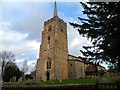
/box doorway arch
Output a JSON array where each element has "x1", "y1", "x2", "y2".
[{"x1": 46, "y1": 71, "x2": 50, "y2": 80}]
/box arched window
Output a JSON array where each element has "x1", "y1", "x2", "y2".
[
  {"x1": 46, "y1": 57, "x2": 51, "y2": 69},
  {"x1": 47, "y1": 36, "x2": 50, "y2": 49}
]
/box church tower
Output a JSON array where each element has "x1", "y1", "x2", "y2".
[{"x1": 36, "y1": 2, "x2": 68, "y2": 80}]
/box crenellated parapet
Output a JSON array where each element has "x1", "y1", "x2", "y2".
[{"x1": 44, "y1": 16, "x2": 67, "y2": 27}]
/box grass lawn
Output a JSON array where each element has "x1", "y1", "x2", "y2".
[
  {"x1": 108, "y1": 76, "x2": 120, "y2": 83},
  {"x1": 15, "y1": 78, "x2": 98, "y2": 86},
  {"x1": 12, "y1": 76, "x2": 120, "y2": 86}
]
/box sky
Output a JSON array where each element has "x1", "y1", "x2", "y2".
[{"x1": 0, "y1": 0, "x2": 96, "y2": 73}]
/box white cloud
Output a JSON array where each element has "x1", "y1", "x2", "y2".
[
  {"x1": 66, "y1": 19, "x2": 92, "y2": 56},
  {"x1": 15, "y1": 59, "x2": 24, "y2": 71},
  {"x1": 68, "y1": 34, "x2": 92, "y2": 56},
  {"x1": 0, "y1": 22, "x2": 40, "y2": 55},
  {"x1": 15, "y1": 59, "x2": 24, "y2": 63},
  {"x1": 2, "y1": 2, "x2": 53, "y2": 41},
  {"x1": 27, "y1": 41, "x2": 40, "y2": 50},
  {"x1": 70, "y1": 38, "x2": 80, "y2": 48},
  {"x1": 0, "y1": 22, "x2": 39, "y2": 73},
  {"x1": 15, "y1": 59, "x2": 36, "y2": 74},
  {"x1": 27, "y1": 60, "x2": 36, "y2": 73}
]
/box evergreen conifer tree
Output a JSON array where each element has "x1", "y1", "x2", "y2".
[{"x1": 70, "y1": 2, "x2": 120, "y2": 70}]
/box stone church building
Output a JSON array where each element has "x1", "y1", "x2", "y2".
[{"x1": 36, "y1": 2, "x2": 105, "y2": 81}]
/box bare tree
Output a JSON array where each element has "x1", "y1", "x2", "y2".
[
  {"x1": 0, "y1": 51, "x2": 16, "y2": 81},
  {"x1": 20, "y1": 60, "x2": 28, "y2": 81},
  {"x1": 21, "y1": 60, "x2": 28, "y2": 74}
]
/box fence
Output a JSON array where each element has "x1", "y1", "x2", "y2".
[
  {"x1": 2, "y1": 83, "x2": 120, "y2": 90},
  {"x1": 97, "y1": 83, "x2": 120, "y2": 90}
]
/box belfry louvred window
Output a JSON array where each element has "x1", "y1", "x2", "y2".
[
  {"x1": 47, "y1": 36, "x2": 50, "y2": 49},
  {"x1": 48, "y1": 25, "x2": 52, "y2": 32}
]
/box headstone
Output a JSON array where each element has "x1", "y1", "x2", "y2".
[{"x1": 99, "y1": 78, "x2": 110, "y2": 83}]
